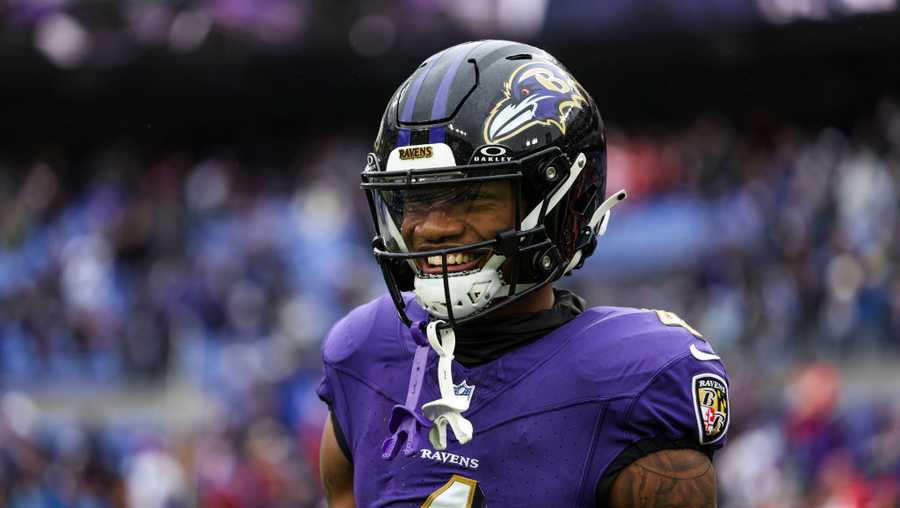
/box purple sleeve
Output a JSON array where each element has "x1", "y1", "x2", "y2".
[
  {"x1": 316, "y1": 313, "x2": 358, "y2": 433},
  {"x1": 317, "y1": 359, "x2": 356, "y2": 462},
  {"x1": 317, "y1": 365, "x2": 355, "y2": 461},
  {"x1": 317, "y1": 372, "x2": 334, "y2": 405},
  {"x1": 596, "y1": 353, "x2": 730, "y2": 503},
  {"x1": 316, "y1": 328, "x2": 340, "y2": 408},
  {"x1": 626, "y1": 353, "x2": 730, "y2": 450},
  {"x1": 316, "y1": 318, "x2": 351, "y2": 457}
]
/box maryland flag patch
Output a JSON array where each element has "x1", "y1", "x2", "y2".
[{"x1": 692, "y1": 373, "x2": 729, "y2": 444}]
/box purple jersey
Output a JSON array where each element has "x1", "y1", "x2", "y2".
[{"x1": 318, "y1": 294, "x2": 730, "y2": 507}]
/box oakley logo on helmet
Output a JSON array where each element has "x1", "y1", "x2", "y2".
[
  {"x1": 470, "y1": 145, "x2": 513, "y2": 163},
  {"x1": 483, "y1": 61, "x2": 587, "y2": 144}
]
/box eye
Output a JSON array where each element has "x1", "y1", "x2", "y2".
[{"x1": 521, "y1": 88, "x2": 530, "y2": 96}]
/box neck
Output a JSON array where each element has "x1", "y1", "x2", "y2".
[{"x1": 488, "y1": 284, "x2": 555, "y2": 318}]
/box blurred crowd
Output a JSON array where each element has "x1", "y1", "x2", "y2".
[
  {"x1": 0, "y1": 137, "x2": 377, "y2": 507},
  {"x1": 1, "y1": 98, "x2": 900, "y2": 507},
  {"x1": 583, "y1": 100, "x2": 900, "y2": 359}
]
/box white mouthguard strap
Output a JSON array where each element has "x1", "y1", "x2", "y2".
[
  {"x1": 563, "y1": 189, "x2": 628, "y2": 274},
  {"x1": 589, "y1": 189, "x2": 628, "y2": 235},
  {"x1": 421, "y1": 321, "x2": 474, "y2": 449}
]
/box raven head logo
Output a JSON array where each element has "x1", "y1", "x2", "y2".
[{"x1": 483, "y1": 62, "x2": 587, "y2": 144}]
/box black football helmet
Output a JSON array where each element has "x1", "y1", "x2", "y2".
[{"x1": 361, "y1": 40, "x2": 626, "y2": 327}]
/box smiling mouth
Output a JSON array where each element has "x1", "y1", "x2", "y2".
[{"x1": 416, "y1": 250, "x2": 490, "y2": 276}]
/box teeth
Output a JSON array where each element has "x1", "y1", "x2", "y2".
[{"x1": 426, "y1": 253, "x2": 477, "y2": 267}]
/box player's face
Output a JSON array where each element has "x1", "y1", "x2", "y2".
[{"x1": 400, "y1": 181, "x2": 515, "y2": 275}]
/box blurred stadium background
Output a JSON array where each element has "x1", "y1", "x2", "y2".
[{"x1": 2, "y1": 0, "x2": 900, "y2": 506}]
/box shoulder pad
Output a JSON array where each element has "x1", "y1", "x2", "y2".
[
  {"x1": 322, "y1": 294, "x2": 397, "y2": 364},
  {"x1": 580, "y1": 306, "x2": 704, "y2": 344},
  {"x1": 564, "y1": 306, "x2": 718, "y2": 390}
]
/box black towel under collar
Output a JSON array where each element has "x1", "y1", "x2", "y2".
[{"x1": 452, "y1": 289, "x2": 586, "y2": 366}]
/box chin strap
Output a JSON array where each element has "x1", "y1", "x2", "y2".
[{"x1": 421, "y1": 321, "x2": 474, "y2": 450}]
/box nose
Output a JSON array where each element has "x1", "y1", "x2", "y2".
[{"x1": 412, "y1": 208, "x2": 465, "y2": 247}]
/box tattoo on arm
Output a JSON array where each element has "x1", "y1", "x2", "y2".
[{"x1": 607, "y1": 449, "x2": 716, "y2": 508}]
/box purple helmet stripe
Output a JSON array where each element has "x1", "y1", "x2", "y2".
[
  {"x1": 396, "y1": 51, "x2": 442, "y2": 148},
  {"x1": 430, "y1": 44, "x2": 471, "y2": 120},
  {"x1": 397, "y1": 129, "x2": 411, "y2": 147},
  {"x1": 427, "y1": 44, "x2": 473, "y2": 144},
  {"x1": 427, "y1": 126, "x2": 445, "y2": 144}
]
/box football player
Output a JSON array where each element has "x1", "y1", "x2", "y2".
[{"x1": 318, "y1": 40, "x2": 729, "y2": 507}]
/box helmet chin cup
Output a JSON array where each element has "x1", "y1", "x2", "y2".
[{"x1": 413, "y1": 256, "x2": 506, "y2": 321}]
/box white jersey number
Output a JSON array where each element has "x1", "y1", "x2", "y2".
[{"x1": 421, "y1": 475, "x2": 482, "y2": 508}]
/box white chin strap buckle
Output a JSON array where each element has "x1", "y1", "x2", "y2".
[
  {"x1": 590, "y1": 189, "x2": 628, "y2": 236},
  {"x1": 421, "y1": 321, "x2": 474, "y2": 449}
]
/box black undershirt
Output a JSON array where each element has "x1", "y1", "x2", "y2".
[{"x1": 452, "y1": 288, "x2": 586, "y2": 366}]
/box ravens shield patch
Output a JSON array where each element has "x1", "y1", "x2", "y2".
[{"x1": 692, "y1": 373, "x2": 729, "y2": 444}]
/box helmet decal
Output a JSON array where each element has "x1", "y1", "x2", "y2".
[
  {"x1": 483, "y1": 61, "x2": 587, "y2": 144},
  {"x1": 386, "y1": 143, "x2": 456, "y2": 171}
]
